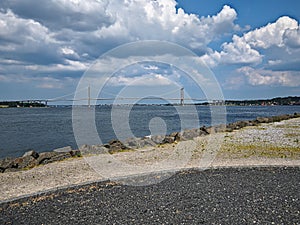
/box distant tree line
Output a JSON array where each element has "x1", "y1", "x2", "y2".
[
  {"x1": 197, "y1": 96, "x2": 300, "y2": 106},
  {"x1": 223, "y1": 96, "x2": 300, "y2": 106},
  {"x1": 0, "y1": 101, "x2": 46, "y2": 108},
  {"x1": 1, "y1": 96, "x2": 299, "y2": 107}
]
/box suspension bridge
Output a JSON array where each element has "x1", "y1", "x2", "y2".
[{"x1": 4, "y1": 86, "x2": 224, "y2": 107}]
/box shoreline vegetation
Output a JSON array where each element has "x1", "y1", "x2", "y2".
[
  {"x1": 0, "y1": 96, "x2": 300, "y2": 107},
  {"x1": 0, "y1": 101, "x2": 46, "y2": 108},
  {"x1": 0, "y1": 113, "x2": 299, "y2": 173}
]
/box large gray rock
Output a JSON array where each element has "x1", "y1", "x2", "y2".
[
  {"x1": 79, "y1": 144, "x2": 90, "y2": 151},
  {"x1": 226, "y1": 121, "x2": 252, "y2": 131},
  {"x1": 212, "y1": 124, "x2": 227, "y2": 133},
  {"x1": 180, "y1": 128, "x2": 200, "y2": 140},
  {"x1": 79, "y1": 144, "x2": 108, "y2": 155},
  {"x1": 70, "y1": 150, "x2": 81, "y2": 157},
  {"x1": 170, "y1": 132, "x2": 180, "y2": 142},
  {"x1": 225, "y1": 124, "x2": 235, "y2": 132},
  {"x1": 1, "y1": 148, "x2": 82, "y2": 173},
  {"x1": 162, "y1": 136, "x2": 175, "y2": 144},
  {"x1": 22, "y1": 150, "x2": 39, "y2": 159},
  {"x1": 12, "y1": 155, "x2": 38, "y2": 169},
  {"x1": 53, "y1": 146, "x2": 73, "y2": 153},
  {"x1": 256, "y1": 117, "x2": 270, "y2": 123},
  {"x1": 104, "y1": 140, "x2": 129, "y2": 154},
  {"x1": 3, "y1": 168, "x2": 20, "y2": 173},
  {"x1": 151, "y1": 135, "x2": 165, "y2": 144},
  {"x1": 0, "y1": 157, "x2": 15, "y2": 172},
  {"x1": 37, "y1": 152, "x2": 72, "y2": 165},
  {"x1": 140, "y1": 137, "x2": 156, "y2": 147},
  {"x1": 199, "y1": 126, "x2": 209, "y2": 135},
  {"x1": 123, "y1": 137, "x2": 156, "y2": 149},
  {"x1": 270, "y1": 114, "x2": 290, "y2": 122},
  {"x1": 205, "y1": 125, "x2": 226, "y2": 134},
  {"x1": 0, "y1": 155, "x2": 38, "y2": 172},
  {"x1": 123, "y1": 138, "x2": 141, "y2": 149}
]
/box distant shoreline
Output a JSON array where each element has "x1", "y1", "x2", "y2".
[
  {"x1": 1, "y1": 103, "x2": 300, "y2": 108},
  {"x1": 1, "y1": 96, "x2": 300, "y2": 107},
  {"x1": 0, "y1": 101, "x2": 46, "y2": 108}
]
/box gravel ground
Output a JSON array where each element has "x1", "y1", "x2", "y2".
[
  {"x1": 233, "y1": 122, "x2": 300, "y2": 148},
  {"x1": 222, "y1": 117, "x2": 300, "y2": 152},
  {"x1": 0, "y1": 167, "x2": 299, "y2": 225}
]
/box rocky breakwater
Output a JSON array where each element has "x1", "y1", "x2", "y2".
[
  {"x1": 225, "y1": 113, "x2": 300, "y2": 132},
  {"x1": 0, "y1": 148, "x2": 81, "y2": 173},
  {"x1": 1, "y1": 113, "x2": 299, "y2": 173},
  {"x1": 80, "y1": 113, "x2": 300, "y2": 153}
]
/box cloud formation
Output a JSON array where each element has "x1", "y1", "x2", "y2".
[
  {"x1": 202, "y1": 16, "x2": 300, "y2": 70},
  {"x1": 0, "y1": 0, "x2": 239, "y2": 61},
  {"x1": 0, "y1": 73, "x2": 75, "y2": 89},
  {"x1": 108, "y1": 73, "x2": 174, "y2": 86},
  {"x1": 0, "y1": 0, "x2": 299, "y2": 99},
  {"x1": 283, "y1": 28, "x2": 300, "y2": 48},
  {"x1": 238, "y1": 66, "x2": 300, "y2": 87},
  {"x1": 0, "y1": 0, "x2": 243, "y2": 90}
]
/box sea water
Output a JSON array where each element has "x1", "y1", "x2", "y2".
[{"x1": 0, "y1": 105, "x2": 299, "y2": 158}]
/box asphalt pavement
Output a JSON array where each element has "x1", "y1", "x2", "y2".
[{"x1": 0, "y1": 166, "x2": 299, "y2": 224}]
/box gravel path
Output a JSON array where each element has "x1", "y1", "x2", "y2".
[
  {"x1": 1, "y1": 167, "x2": 299, "y2": 224},
  {"x1": 219, "y1": 117, "x2": 300, "y2": 159}
]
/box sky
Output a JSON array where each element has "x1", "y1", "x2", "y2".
[{"x1": 0, "y1": 0, "x2": 299, "y2": 103}]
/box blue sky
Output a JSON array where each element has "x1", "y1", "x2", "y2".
[
  {"x1": 0, "y1": 0, "x2": 299, "y2": 103},
  {"x1": 177, "y1": 0, "x2": 300, "y2": 28}
]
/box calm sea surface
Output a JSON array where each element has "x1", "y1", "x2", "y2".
[{"x1": 0, "y1": 105, "x2": 299, "y2": 158}]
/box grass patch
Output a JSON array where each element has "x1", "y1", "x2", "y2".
[
  {"x1": 274, "y1": 124, "x2": 300, "y2": 129},
  {"x1": 253, "y1": 126, "x2": 267, "y2": 130},
  {"x1": 221, "y1": 143, "x2": 300, "y2": 159},
  {"x1": 109, "y1": 148, "x2": 135, "y2": 154},
  {"x1": 285, "y1": 133, "x2": 300, "y2": 138}
]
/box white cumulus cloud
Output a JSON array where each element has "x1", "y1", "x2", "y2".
[
  {"x1": 0, "y1": 0, "x2": 242, "y2": 85},
  {"x1": 243, "y1": 16, "x2": 298, "y2": 49},
  {"x1": 202, "y1": 16, "x2": 300, "y2": 69},
  {"x1": 283, "y1": 28, "x2": 300, "y2": 48},
  {"x1": 108, "y1": 73, "x2": 174, "y2": 86},
  {"x1": 238, "y1": 66, "x2": 300, "y2": 87}
]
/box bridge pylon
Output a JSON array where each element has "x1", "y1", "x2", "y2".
[
  {"x1": 180, "y1": 87, "x2": 184, "y2": 106},
  {"x1": 88, "y1": 85, "x2": 91, "y2": 107}
]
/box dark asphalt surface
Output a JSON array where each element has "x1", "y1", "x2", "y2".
[{"x1": 0, "y1": 167, "x2": 299, "y2": 225}]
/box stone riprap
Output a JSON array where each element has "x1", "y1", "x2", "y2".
[
  {"x1": 0, "y1": 150, "x2": 81, "y2": 173},
  {"x1": 0, "y1": 113, "x2": 299, "y2": 173}
]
